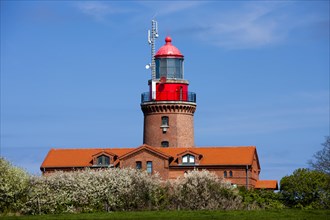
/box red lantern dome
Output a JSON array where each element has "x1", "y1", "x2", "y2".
[{"x1": 155, "y1": 36, "x2": 184, "y2": 58}]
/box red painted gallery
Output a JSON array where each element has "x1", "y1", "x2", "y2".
[{"x1": 41, "y1": 21, "x2": 278, "y2": 190}]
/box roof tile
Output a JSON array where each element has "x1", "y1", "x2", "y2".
[
  {"x1": 41, "y1": 146, "x2": 257, "y2": 168},
  {"x1": 255, "y1": 180, "x2": 278, "y2": 190}
]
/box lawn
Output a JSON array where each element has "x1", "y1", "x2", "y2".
[{"x1": 1, "y1": 210, "x2": 329, "y2": 220}]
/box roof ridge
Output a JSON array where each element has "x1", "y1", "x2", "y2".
[
  {"x1": 50, "y1": 147, "x2": 135, "y2": 150},
  {"x1": 196, "y1": 146, "x2": 256, "y2": 148},
  {"x1": 155, "y1": 146, "x2": 256, "y2": 149}
]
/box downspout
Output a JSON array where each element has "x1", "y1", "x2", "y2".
[{"x1": 246, "y1": 165, "x2": 249, "y2": 189}]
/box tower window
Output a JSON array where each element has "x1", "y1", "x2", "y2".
[
  {"x1": 97, "y1": 155, "x2": 110, "y2": 166},
  {"x1": 161, "y1": 141, "x2": 169, "y2": 147},
  {"x1": 136, "y1": 161, "x2": 142, "y2": 170},
  {"x1": 147, "y1": 161, "x2": 153, "y2": 174},
  {"x1": 161, "y1": 116, "x2": 169, "y2": 133},
  {"x1": 182, "y1": 154, "x2": 195, "y2": 164},
  {"x1": 161, "y1": 116, "x2": 169, "y2": 126},
  {"x1": 224, "y1": 171, "x2": 227, "y2": 178}
]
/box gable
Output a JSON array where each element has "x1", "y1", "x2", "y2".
[
  {"x1": 252, "y1": 150, "x2": 261, "y2": 171},
  {"x1": 119, "y1": 145, "x2": 170, "y2": 161},
  {"x1": 92, "y1": 151, "x2": 116, "y2": 158},
  {"x1": 176, "y1": 149, "x2": 202, "y2": 158}
]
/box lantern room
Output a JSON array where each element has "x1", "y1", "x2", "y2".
[
  {"x1": 141, "y1": 36, "x2": 196, "y2": 103},
  {"x1": 155, "y1": 36, "x2": 184, "y2": 80}
]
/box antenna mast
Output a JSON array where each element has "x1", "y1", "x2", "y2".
[{"x1": 148, "y1": 20, "x2": 159, "y2": 80}]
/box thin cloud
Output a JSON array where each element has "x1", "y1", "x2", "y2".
[
  {"x1": 137, "y1": 1, "x2": 204, "y2": 17},
  {"x1": 75, "y1": 1, "x2": 132, "y2": 21},
  {"x1": 138, "y1": 1, "x2": 289, "y2": 49},
  {"x1": 194, "y1": 2, "x2": 288, "y2": 49},
  {"x1": 155, "y1": 1, "x2": 204, "y2": 16},
  {"x1": 201, "y1": 2, "x2": 327, "y2": 49}
]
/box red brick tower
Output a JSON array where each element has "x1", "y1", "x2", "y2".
[{"x1": 141, "y1": 35, "x2": 197, "y2": 148}]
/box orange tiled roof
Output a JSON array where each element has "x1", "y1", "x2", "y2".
[
  {"x1": 155, "y1": 146, "x2": 258, "y2": 166},
  {"x1": 41, "y1": 148, "x2": 133, "y2": 168},
  {"x1": 255, "y1": 180, "x2": 278, "y2": 190},
  {"x1": 41, "y1": 145, "x2": 258, "y2": 169}
]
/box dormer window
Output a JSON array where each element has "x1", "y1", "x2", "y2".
[
  {"x1": 97, "y1": 155, "x2": 110, "y2": 166},
  {"x1": 182, "y1": 154, "x2": 195, "y2": 164}
]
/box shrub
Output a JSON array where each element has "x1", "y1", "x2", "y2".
[
  {"x1": 239, "y1": 187, "x2": 285, "y2": 210},
  {"x1": 170, "y1": 169, "x2": 242, "y2": 210},
  {"x1": 23, "y1": 168, "x2": 164, "y2": 214},
  {"x1": 0, "y1": 157, "x2": 29, "y2": 213}
]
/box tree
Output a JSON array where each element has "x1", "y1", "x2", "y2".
[
  {"x1": 280, "y1": 168, "x2": 330, "y2": 209},
  {"x1": 239, "y1": 187, "x2": 284, "y2": 210},
  {"x1": 309, "y1": 136, "x2": 330, "y2": 175}
]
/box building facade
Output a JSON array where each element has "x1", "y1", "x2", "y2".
[{"x1": 40, "y1": 34, "x2": 278, "y2": 190}]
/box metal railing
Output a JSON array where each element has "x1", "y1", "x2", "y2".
[{"x1": 141, "y1": 91, "x2": 196, "y2": 103}]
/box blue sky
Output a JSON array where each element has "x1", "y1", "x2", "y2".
[{"x1": 1, "y1": 1, "x2": 329, "y2": 182}]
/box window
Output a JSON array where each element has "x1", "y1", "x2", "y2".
[
  {"x1": 147, "y1": 161, "x2": 152, "y2": 174},
  {"x1": 224, "y1": 171, "x2": 227, "y2": 178},
  {"x1": 161, "y1": 141, "x2": 169, "y2": 147},
  {"x1": 161, "y1": 116, "x2": 169, "y2": 133},
  {"x1": 182, "y1": 154, "x2": 195, "y2": 164},
  {"x1": 161, "y1": 116, "x2": 169, "y2": 126},
  {"x1": 155, "y1": 58, "x2": 184, "y2": 79},
  {"x1": 229, "y1": 171, "x2": 233, "y2": 177},
  {"x1": 97, "y1": 155, "x2": 110, "y2": 166},
  {"x1": 136, "y1": 161, "x2": 142, "y2": 170}
]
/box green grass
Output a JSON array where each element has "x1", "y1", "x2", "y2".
[{"x1": 1, "y1": 210, "x2": 329, "y2": 220}]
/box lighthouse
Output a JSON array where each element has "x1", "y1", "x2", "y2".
[
  {"x1": 141, "y1": 23, "x2": 196, "y2": 148},
  {"x1": 40, "y1": 21, "x2": 278, "y2": 190}
]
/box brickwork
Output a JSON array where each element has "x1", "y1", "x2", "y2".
[
  {"x1": 141, "y1": 102, "x2": 196, "y2": 147},
  {"x1": 167, "y1": 166, "x2": 258, "y2": 189},
  {"x1": 43, "y1": 165, "x2": 259, "y2": 188},
  {"x1": 250, "y1": 154, "x2": 260, "y2": 187},
  {"x1": 120, "y1": 149, "x2": 169, "y2": 180},
  {"x1": 208, "y1": 168, "x2": 257, "y2": 189}
]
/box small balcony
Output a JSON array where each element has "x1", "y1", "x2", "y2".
[{"x1": 141, "y1": 91, "x2": 196, "y2": 103}]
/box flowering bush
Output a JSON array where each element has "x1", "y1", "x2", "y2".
[
  {"x1": 0, "y1": 157, "x2": 29, "y2": 213},
  {"x1": 170, "y1": 169, "x2": 242, "y2": 210},
  {"x1": 23, "y1": 168, "x2": 164, "y2": 214},
  {"x1": 1, "y1": 161, "x2": 247, "y2": 215}
]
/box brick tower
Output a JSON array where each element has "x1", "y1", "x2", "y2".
[{"x1": 141, "y1": 34, "x2": 196, "y2": 148}]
